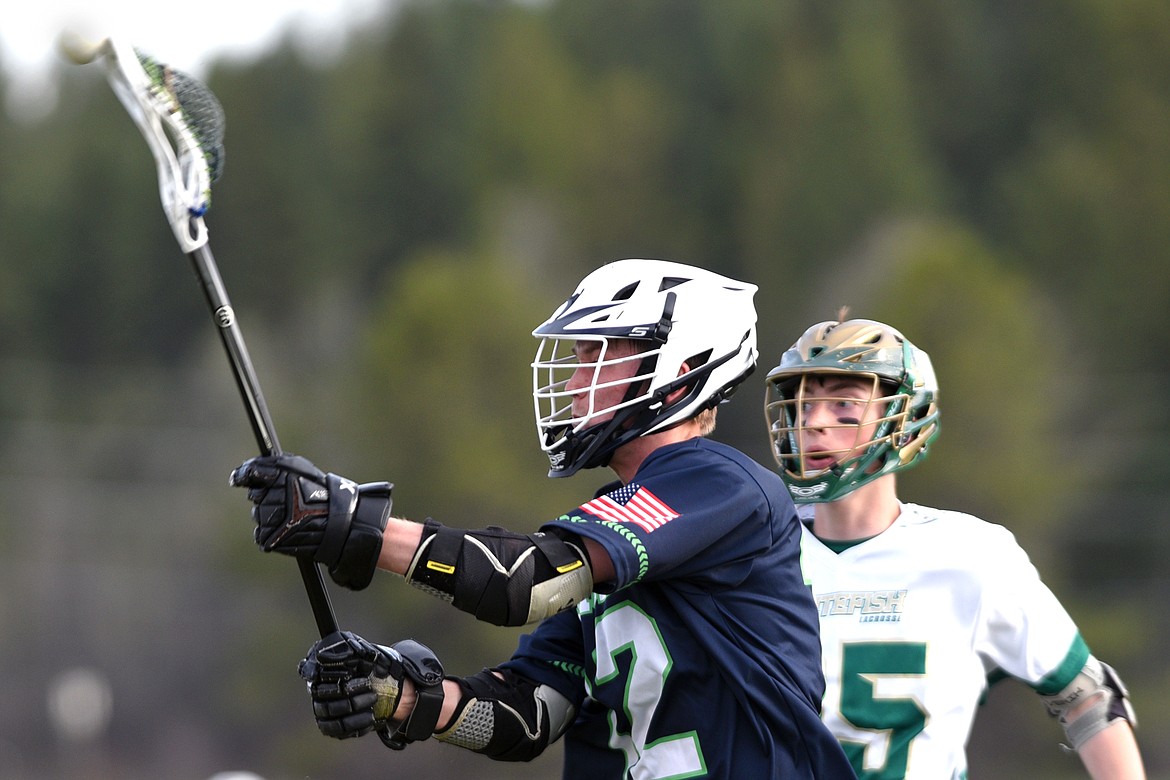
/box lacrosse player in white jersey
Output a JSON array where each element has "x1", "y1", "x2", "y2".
[{"x1": 763, "y1": 316, "x2": 1146, "y2": 780}]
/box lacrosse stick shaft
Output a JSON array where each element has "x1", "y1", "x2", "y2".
[
  {"x1": 188, "y1": 239, "x2": 339, "y2": 638},
  {"x1": 63, "y1": 34, "x2": 339, "y2": 638}
]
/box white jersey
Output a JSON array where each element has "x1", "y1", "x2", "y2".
[{"x1": 801, "y1": 502, "x2": 1088, "y2": 780}]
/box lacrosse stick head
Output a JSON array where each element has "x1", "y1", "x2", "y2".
[{"x1": 61, "y1": 35, "x2": 225, "y2": 253}]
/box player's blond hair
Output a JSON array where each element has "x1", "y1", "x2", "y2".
[{"x1": 697, "y1": 407, "x2": 718, "y2": 436}]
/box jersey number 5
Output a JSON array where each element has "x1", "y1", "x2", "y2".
[{"x1": 839, "y1": 642, "x2": 927, "y2": 780}]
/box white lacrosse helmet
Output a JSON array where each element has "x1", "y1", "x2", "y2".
[{"x1": 532, "y1": 259, "x2": 758, "y2": 477}]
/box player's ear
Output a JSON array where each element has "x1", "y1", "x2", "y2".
[{"x1": 664, "y1": 360, "x2": 694, "y2": 405}]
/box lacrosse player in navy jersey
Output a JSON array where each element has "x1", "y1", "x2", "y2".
[
  {"x1": 231, "y1": 259, "x2": 854, "y2": 779},
  {"x1": 763, "y1": 316, "x2": 1145, "y2": 779}
]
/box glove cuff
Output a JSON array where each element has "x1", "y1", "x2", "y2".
[
  {"x1": 327, "y1": 480, "x2": 393, "y2": 590},
  {"x1": 378, "y1": 639, "x2": 446, "y2": 750},
  {"x1": 317, "y1": 474, "x2": 359, "y2": 567}
]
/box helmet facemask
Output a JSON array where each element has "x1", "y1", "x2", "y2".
[
  {"x1": 765, "y1": 373, "x2": 912, "y2": 502},
  {"x1": 533, "y1": 335, "x2": 737, "y2": 475},
  {"x1": 533, "y1": 336, "x2": 659, "y2": 471}
]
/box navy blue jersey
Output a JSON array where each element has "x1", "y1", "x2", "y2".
[{"x1": 502, "y1": 438, "x2": 853, "y2": 779}]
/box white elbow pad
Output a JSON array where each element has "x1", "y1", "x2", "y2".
[{"x1": 1040, "y1": 655, "x2": 1136, "y2": 751}]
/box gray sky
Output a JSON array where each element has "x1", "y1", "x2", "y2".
[{"x1": 3, "y1": 0, "x2": 389, "y2": 118}]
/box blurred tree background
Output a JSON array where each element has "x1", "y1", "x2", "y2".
[{"x1": 0, "y1": 0, "x2": 1166, "y2": 777}]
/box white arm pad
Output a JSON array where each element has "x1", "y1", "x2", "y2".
[{"x1": 1040, "y1": 655, "x2": 1137, "y2": 751}]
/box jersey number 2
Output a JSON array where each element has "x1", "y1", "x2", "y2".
[
  {"x1": 594, "y1": 603, "x2": 706, "y2": 779},
  {"x1": 839, "y1": 642, "x2": 927, "y2": 780}
]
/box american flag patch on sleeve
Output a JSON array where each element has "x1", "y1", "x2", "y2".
[{"x1": 579, "y1": 483, "x2": 679, "y2": 533}]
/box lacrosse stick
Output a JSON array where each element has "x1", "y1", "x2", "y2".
[{"x1": 60, "y1": 33, "x2": 339, "y2": 638}]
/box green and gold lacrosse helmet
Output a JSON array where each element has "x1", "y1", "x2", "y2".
[{"x1": 763, "y1": 319, "x2": 940, "y2": 503}]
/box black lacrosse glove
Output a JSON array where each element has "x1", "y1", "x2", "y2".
[
  {"x1": 229, "y1": 453, "x2": 392, "y2": 590},
  {"x1": 299, "y1": 631, "x2": 446, "y2": 750}
]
